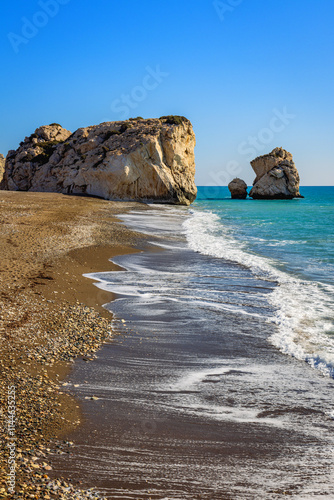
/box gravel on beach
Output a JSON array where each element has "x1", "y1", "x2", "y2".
[{"x1": 0, "y1": 191, "x2": 148, "y2": 499}]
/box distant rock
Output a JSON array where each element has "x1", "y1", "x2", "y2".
[
  {"x1": 249, "y1": 147, "x2": 303, "y2": 199},
  {"x1": 0, "y1": 117, "x2": 197, "y2": 205},
  {"x1": 228, "y1": 178, "x2": 248, "y2": 199},
  {"x1": 0, "y1": 154, "x2": 5, "y2": 183}
]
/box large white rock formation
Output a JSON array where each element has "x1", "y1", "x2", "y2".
[
  {"x1": 1, "y1": 117, "x2": 197, "y2": 205},
  {"x1": 249, "y1": 147, "x2": 302, "y2": 199}
]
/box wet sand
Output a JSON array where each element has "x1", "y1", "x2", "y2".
[{"x1": 0, "y1": 191, "x2": 149, "y2": 498}]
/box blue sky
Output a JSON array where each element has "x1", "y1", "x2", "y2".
[{"x1": 1, "y1": 0, "x2": 333, "y2": 185}]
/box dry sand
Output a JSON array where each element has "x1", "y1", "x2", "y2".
[{"x1": 0, "y1": 191, "x2": 149, "y2": 498}]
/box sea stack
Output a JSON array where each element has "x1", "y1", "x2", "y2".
[
  {"x1": 0, "y1": 117, "x2": 197, "y2": 205},
  {"x1": 249, "y1": 147, "x2": 302, "y2": 199},
  {"x1": 228, "y1": 178, "x2": 248, "y2": 199}
]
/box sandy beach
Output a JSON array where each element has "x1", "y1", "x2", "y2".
[
  {"x1": 1, "y1": 191, "x2": 334, "y2": 499},
  {"x1": 0, "y1": 191, "x2": 148, "y2": 498}
]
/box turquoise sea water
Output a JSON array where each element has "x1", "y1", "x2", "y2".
[
  {"x1": 189, "y1": 186, "x2": 334, "y2": 377},
  {"x1": 195, "y1": 186, "x2": 334, "y2": 284}
]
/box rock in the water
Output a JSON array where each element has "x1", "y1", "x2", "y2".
[
  {"x1": 0, "y1": 117, "x2": 197, "y2": 205},
  {"x1": 0, "y1": 154, "x2": 5, "y2": 183},
  {"x1": 249, "y1": 147, "x2": 302, "y2": 199},
  {"x1": 228, "y1": 178, "x2": 248, "y2": 199}
]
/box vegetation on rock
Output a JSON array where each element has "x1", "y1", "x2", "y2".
[
  {"x1": 32, "y1": 140, "x2": 64, "y2": 165},
  {"x1": 104, "y1": 130, "x2": 121, "y2": 140},
  {"x1": 160, "y1": 115, "x2": 188, "y2": 125}
]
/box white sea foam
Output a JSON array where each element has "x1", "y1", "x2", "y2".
[
  {"x1": 183, "y1": 210, "x2": 334, "y2": 378},
  {"x1": 88, "y1": 207, "x2": 334, "y2": 378}
]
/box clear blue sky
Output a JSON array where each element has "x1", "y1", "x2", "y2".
[{"x1": 1, "y1": 0, "x2": 333, "y2": 185}]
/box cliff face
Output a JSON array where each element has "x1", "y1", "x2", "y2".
[
  {"x1": 1, "y1": 117, "x2": 197, "y2": 205},
  {"x1": 0, "y1": 154, "x2": 5, "y2": 184},
  {"x1": 249, "y1": 147, "x2": 302, "y2": 199}
]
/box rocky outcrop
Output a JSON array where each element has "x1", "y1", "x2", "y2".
[
  {"x1": 249, "y1": 147, "x2": 302, "y2": 199},
  {"x1": 0, "y1": 154, "x2": 5, "y2": 183},
  {"x1": 228, "y1": 178, "x2": 248, "y2": 199},
  {"x1": 0, "y1": 117, "x2": 197, "y2": 205}
]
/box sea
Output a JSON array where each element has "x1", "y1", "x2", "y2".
[
  {"x1": 52, "y1": 186, "x2": 334, "y2": 499},
  {"x1": 191, "y1": 186, "x2": 334, "y2": 379}
]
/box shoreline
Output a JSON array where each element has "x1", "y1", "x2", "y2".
[
  {"x1": 47, "y1": 204, "x2": 334, "y2": 499},
  {"x1": 2, "y1": 191, "x2": 333, "y2": 498},
  {"x1": 0, "y1": 191, "x2": 150, "y2": 498}
]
